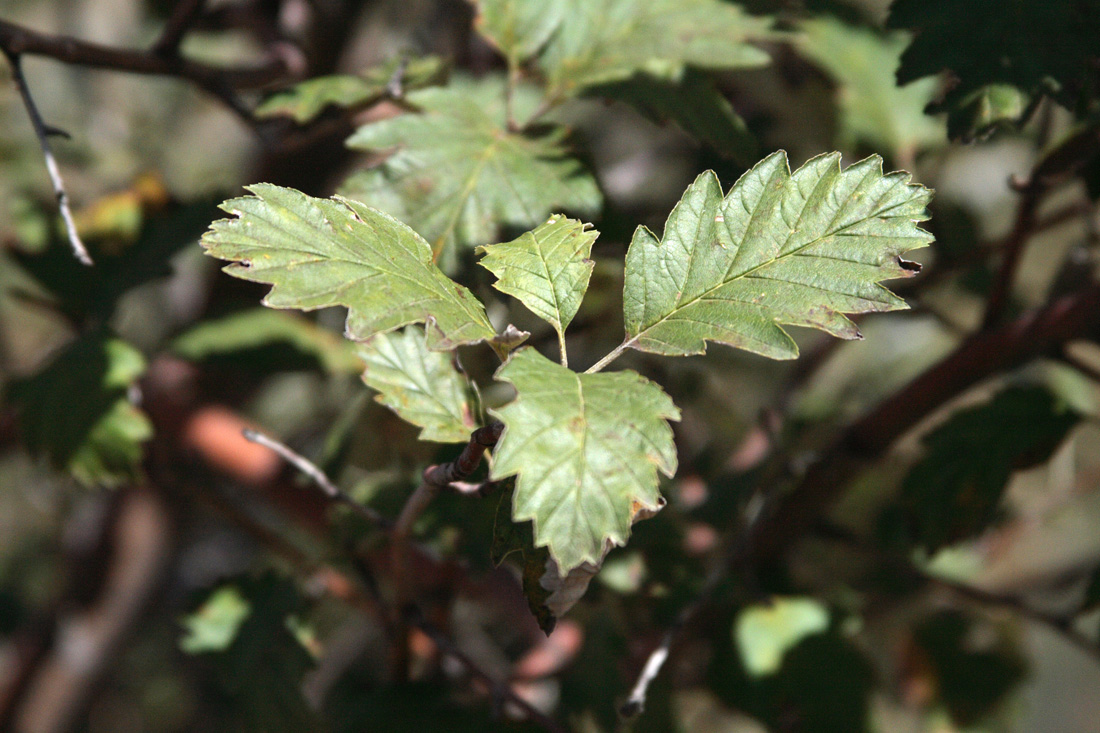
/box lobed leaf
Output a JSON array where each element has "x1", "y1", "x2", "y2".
[
  {"x1": 471, "y1": 0, "x2": 565, "y2": 69},
  {"x1": 357, "y1": 326, "x2": 479, "y2": 443},
  {"x1": 796, "y1": 17, "x2": 944, "y2": 155},
  {"x1": 341, "y1": 77, "x2": 601, "y2": 270},
  {"x1": 200, "y1": 184, "x2": 495, "y2": 350},
  {"x1": 533, "y1": 0, "x2": 775, "y2": 99},
  {"x1": 10, "y1": 333, "x2": 153, "y2": 487},
  {"x1": 621, "y1": 150, "x2": 932, "y2": 360},
  {"x1": 888, "y1": 0, "x2": 1100, "y2": 140},
  {"x1": 489, "y1": 347, "x2": 679, "y2": 574},
  {"x1": 478, "y1": 215, "x2": 598, "y2": 361}
]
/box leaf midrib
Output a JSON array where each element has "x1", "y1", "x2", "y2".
[{"x1": 627, "y1": 178, "x2": 915, "y2": 348}]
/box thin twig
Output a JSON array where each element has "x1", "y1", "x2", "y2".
[
  {"x1": 406, "y1": 607, "x2": 567, "y2": 733},
  {"x1": 2, "y1": 49, "x2": 93, "y2": 266},
  {"x1": 152, "y1": 0, "x2": 208, "y2": 56},
  {"x1": 241, "y1": 428, "x2": 390, "y2": 528},
  {"x1": 982, "y1": 177, "x2": 1043, "y2": 329},
  {"x1": 0, "y1": 19, "x2": 289, "y2": 111}
]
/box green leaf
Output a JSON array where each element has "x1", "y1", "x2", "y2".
[
  {"x1": 491, "y1": 487, "x2": 558, "y2": 633},
  {"x1": 471, "y1": 0, "x2": 565, "y2": 69},
  {"x1": 10, "y1": 333, "x2": 153, "y2": 487},
  {"x1": 796, "y1": 17, "x2": 944, "y2": 155},
  {"x1": 477, "y1": 215, "x2": 598, "y2": 362},
  {"x1": 735, "y1": 597, "x2": 830, "y2": 677},
  {"x1": 357, "y1": 326, "x2": 479, "y2": 443},
  {"x1": 888, "y1": 0, "x2": 1100, "y2": 139},
  {"x1": 180, "y1": 586, "x2": 252, "y2": 654},
  {"x1": 589, "y1": 70, "x2": 758, "y2": 165},
  {"x1": 620, "y1": 151, "x2": 932, "y2": 361},
  {"x1": 901, "y1": 386, "x2": 1080, "y2": 552},
  {"x1": 200, "y1": 184, "x2": 495, "y2": 350},
  {"x1": 489, "y1": 347, "x2": 679, "y2": 574},
  {"x1": 528, "y1": 0, "x2": 774, "y2": 99},
  {"x1": 341, "y1": 76, "x2": 601, "y2": 270},
  {"x1": 255, "y1": 56, "x2": 448, "y2": 124},
  {"x1": 172, "y1": 308, "x2": 363, "y2": 374}
]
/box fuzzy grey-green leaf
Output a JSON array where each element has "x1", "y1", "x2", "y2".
[
  {"x1": 201, "y1": 184, "x2": 495, "y2": 350},
  {"x1": 622, "y1": 151, "x2": 933, "y2": 360},
  {"x1": 489, "y1": 347, "x2": 679, "y2": 574},
  {"x1": 477, "y1": 215, "x2": 598, "y2": 351},
  {"x1": 358, "y1": 326, "x2": 478, "y2": 443}
]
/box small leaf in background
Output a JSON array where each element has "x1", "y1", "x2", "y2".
[
  {"x1": 357, "y1": 326, "x2": 479, "y2": 443},
  {"x1": 531, "y1": 0, "x2": 774, "y2": 99},
  {"x1": 622, "y1": 151, "x2": 932, "y2": 360},
  {"x1": 489, "y1": 347, "x2": 679, "y2": 574},
  {"x1": 172, "y1": 308, "x2": 363, "y2": 374},
  {"x1": 796, "y1": 16, "x2": 944, "y2": 157},
  {"x1": 589, "y1": 70, "x2": 758, "y2": 165},
  {"x1": 255, "y1": 56, "x2": 448, "y2": 124},
  {"x1": 181, "y1": 574, "x2": 319, "y2": 732},
  {"x1": 10, "y1": 333, "x2": 153, "y2": 487},
  {"x1": 901, "y1": 385, "x2": 1080, "y2": 552},
  {"x1": 201, "y1": 185, "x2": 496, "y2": 349},
  {"x1": 911, "y1": 610, "x2": 1026, "y2": 726},
  {"x1": 478, "y1": 215, "x2": 598, "y2": 364},
  {"x1": 735, "y1": 597, "x2": 830, "y2": 677},
  {"x1": 341, "y1": 76, "x2": 601, "y2": 270},
  {"x1": 180, "y1": 585, "x2": 251, "y2": 654},
  {"x1": 888, "y1": 0, "x2": 1100, "y2": 140}
]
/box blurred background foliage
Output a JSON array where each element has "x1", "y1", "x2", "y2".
[{"x1": 2, "y1": 0, "x2": 1100, "y2": 731}]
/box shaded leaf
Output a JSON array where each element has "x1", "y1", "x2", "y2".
[
  {"x1": 182, "y1": 574, "x2": 318, "y2": 733},
  {"x1": 532, "y1": 0, "x2": 775, "y2": 99},
  {"x1": 255, "y1": 56, "x2": 448, "y2": 124},
  {"x1": 489, "y1": 347, "x2": 679, "y2": 574},
  {"x1": 621, "y1": 151, "x2": 932, "y2": 360},
  {"x1": 201, "y1": 184, "x2": 495, "y2": 349},
  {"x1": 341, "y1": 77, "x2": 601, "y2": 270},
  {"x1": 888, "y1": 0, "x2": 1100, "y2": 139},
  {"x1": 901, "y1": 385, "x2": 1080, "y2": 552},
  {"x1": 491, "y1": 487, "x2": 558, "y2": 633},
  {"x1": 913, "y1": 610, "x2": 1026, "y2": 726},
  {"x1": 589, "y1": 70, "x2": 758, "y2": 165},
  {"x1": 796, "y1": 16, "x2": 944, "y2": 155},
  {"x1": 10, "y1": 333, "x2": 152, "y2": 487},
  {"x1": 357, "y1": 326, "x2": 479, "y2": 443},
  {"x1": 478, "y1": 215, "x2": 598, "y2": 358},
  {"x1": 172, "y1": 308, "x2": 363, "y2": 374}
]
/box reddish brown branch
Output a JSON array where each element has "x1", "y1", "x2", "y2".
[{"x1": 752, "y1": 284, "x2": 1100, "y2": 562}]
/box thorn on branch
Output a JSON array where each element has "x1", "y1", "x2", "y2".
[{"x1": 2, "y1": 49, "x2": 93, "y2": 266}]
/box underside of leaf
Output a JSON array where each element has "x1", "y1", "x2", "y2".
[
  {"x1": 623, "y1": 150, "x2": 933, "y2": 360},
  {"x1": 201, "y1": 184, "x2": 496, "y2": 350}
]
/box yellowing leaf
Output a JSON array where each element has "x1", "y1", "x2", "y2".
[
  {"x1": 621, "y1": 151, "x2": 932, "y2": 361},
  {"x1": 489, "y1": 347, "x2": 679, "y2": 574},
  {"x1": 478, "y1": 215, "x2": 598, "y2": 365},
  {"x1": 341, "y1": 77, "x2": 601, "y2": 270},
  {"x1": 200, "y1": 184, "x2": 495, "y2": 350},
  {"x1": 357, "y1": 326, "x2": 479, "y2": 443}
]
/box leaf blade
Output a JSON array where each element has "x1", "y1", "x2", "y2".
[
  {"x1": 200, "y1": 184, "x2": 495, "y2": 350},
  {"x1": 623, "y1": 151, "x2": 933, "y2": 360},
  {"x1": 489, "y1": 347, "x2": 679, "y2": 573},
  {"x1": 357, "y1": 326, "x2": 478, "y2": 443},
  {"x1": 477, "y1": 215, "x2": 598, "y2": 346}
]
